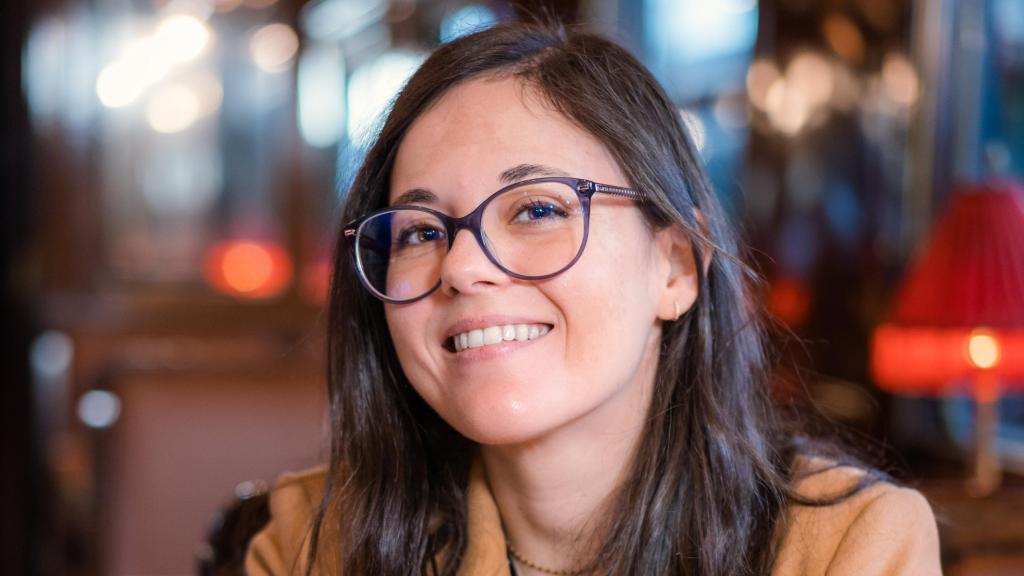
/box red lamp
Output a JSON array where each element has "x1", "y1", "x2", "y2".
[{"x1": 871, "y1": 179, "x2": 1024, "y2": 496}]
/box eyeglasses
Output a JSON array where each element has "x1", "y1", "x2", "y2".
[{"x1": 343, "y1": 177, "x2": 645, "y2": 304}]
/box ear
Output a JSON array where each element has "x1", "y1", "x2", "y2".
[{"x1": 654, "y1": 211, "x2": 712, "y2": 322}]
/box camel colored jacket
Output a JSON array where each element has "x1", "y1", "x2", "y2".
[{"x1": 245, "y1": 457, "x2": 942, "y2": 575}]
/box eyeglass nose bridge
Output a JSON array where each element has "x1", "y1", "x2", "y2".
[{"x1": 439, "y1": 197, "x2": 503, "y2": 272}]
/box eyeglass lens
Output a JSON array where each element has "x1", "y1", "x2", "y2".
[{"x1": 355, "y1": 181, "x2": 586, "y2": 302}]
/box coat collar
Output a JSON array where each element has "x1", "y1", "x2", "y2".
[{"x1": 457, "y1": 458, "x2": 511, "y2": 576}]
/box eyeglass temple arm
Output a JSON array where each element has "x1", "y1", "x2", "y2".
[{"x1": 593, "y1": 182, "x2": 645, "y2": 201}]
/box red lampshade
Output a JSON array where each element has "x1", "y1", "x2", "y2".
[{"x1": 872, "y1": 180, "x2": 1024, "y2": 394}]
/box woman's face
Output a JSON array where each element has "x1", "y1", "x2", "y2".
[{"x1": 385, "y1": 76, "x2": 691, "y2": 446}]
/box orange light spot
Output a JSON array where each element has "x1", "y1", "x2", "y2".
[
  {"x1": 222, "y1": 243, "x2": 274, "y2": 293},
  {"x1": 966, "y1": 329, "x2": 1001, "y2": 370},
  {"x1": 768, "y1": 277, "x2": 811, "y2": 327},
  {"x1": 822, "y1": 13, "x2": 865, "y2": 65},
  {"x1": 204, "y1": 240, "x2": 292, "y2": 299}
]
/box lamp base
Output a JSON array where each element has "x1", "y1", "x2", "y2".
[{"x1": 966, "y1": 375, "x2": 1001, "y2": 498}]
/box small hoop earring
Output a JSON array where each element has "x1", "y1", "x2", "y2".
[{"x1": 673, "y1": 301, "x2": 682, "y2": 321}]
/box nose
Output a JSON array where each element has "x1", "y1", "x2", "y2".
[{"x1": 438, "y1": 228, "x2": 509, "y2": 297}]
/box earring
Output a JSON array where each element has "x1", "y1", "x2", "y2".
[{"x1": 673, "y1": 301, "x2": 682, "y2": 321}]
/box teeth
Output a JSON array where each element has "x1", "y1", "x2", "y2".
[
  {"x1": 451, "y1": 323, "x2": 551, "y2": 352},
  {"x1": 483, "y1": 326, "x2": 502, "y2": 345}
]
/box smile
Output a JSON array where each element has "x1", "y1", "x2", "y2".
[{"x1": 447, "y1": 323, "x2": 551, "y2": 353}]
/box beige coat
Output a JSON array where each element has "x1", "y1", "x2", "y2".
[{"x1": 245, "y1": 457, "x2": 942, "y2": 575}]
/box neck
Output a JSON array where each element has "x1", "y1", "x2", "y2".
[{"x1": 479, "y1": 337, "x2": 659, "y2": 575}]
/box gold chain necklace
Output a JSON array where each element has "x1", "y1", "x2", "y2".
[{"x1": 505, "y1": 541, "x2": 586, "y2": 576}]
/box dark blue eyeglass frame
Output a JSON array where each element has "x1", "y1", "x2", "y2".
[{"x1": 342, "y1": 176, "x2": 645, "y2": 304}]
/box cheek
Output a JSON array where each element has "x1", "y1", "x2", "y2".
[
  {"x1": 572, "y1": 219, "x2": 659, "y2": 323},
  {"x1": 384, "y1": 306, "x2": 435, "y2": 388},
  {"x1": 552, "y1": 222, "x2": 662, "y2": 382}
]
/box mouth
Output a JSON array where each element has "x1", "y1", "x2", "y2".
[{"x1": 443, "y1": 323, "x2": 554, "y2": 353}]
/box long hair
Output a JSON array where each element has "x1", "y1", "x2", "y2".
[{"x1": 313, "y1": 20, "x2": 884, "y2": 575}]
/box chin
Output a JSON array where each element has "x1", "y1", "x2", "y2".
[{"x1": 441, "y1": 395, "x2": 569, "y2": 447}]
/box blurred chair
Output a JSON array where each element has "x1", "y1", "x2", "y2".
[{"x1": 197, "y1": 485, "x2": 270, "y2": 576}]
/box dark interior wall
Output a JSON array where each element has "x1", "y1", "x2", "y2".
[{"x1": 0, "y1": 0, "x2": 36, "y2": 573}]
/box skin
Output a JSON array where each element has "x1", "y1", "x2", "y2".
[{"x1": 385, "y1": 76, "x2": 699, "y2": 574}]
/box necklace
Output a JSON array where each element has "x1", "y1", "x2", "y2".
[{"x1": 505, "y1": 541, "x2": 586, "y2": 576}]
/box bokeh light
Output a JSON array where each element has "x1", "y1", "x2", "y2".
[
  {"x1": 881, "y1": 52, "x2": 919, "y2": 106},
  {"x1": 250, "y1": 23, "x2": 299, "y2": 73},
  {"x1": 347, "y1": 50, "x2": 425, "y2": 144},
  {"x1": 440, "y1": 4, "x2": 498, "y2": 43},
  {"x1": 31, "y1": 331, "x2": 74, "y2": 380},
  {"x1": 95, "y1": 14, "x2": 212, "y2": 109},
  {"x1": 822, "y1": 13, "x2": 865, "y2": 65},
  {"x1": 746, "y1": 59, "x2": 780, "y2": 111},
  {"x1": 96, "y1": 61, "x2": 146, "y2": 108},
  {"x1": 78, "y1": 390, "x2": 122, "y2": 429},
  {"x1": 298, "y1": 45, "x2": 346, "y2": 148},
  {"x1": 786, "y1": 52, "x2": 834, "y2": 108},
  {"x1": 765, "y1": 78, "x2": 811, "y2": 135},
  {"x1": 145, "y1": 83, "x2": 202, "y2": 133},
  {"x1": 154, "y1": 14, "x2": 211, "y2": 64},
  {"x1": 204, "y1": 240, "x2": 293, "y2": 299},
  {"x1": 967, "y1": 330, "x2": 1002, "y2": 370}
]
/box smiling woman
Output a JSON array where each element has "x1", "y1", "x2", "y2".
[{"x1": 245, "y1": 19, "x2": 941, "y2": 576}]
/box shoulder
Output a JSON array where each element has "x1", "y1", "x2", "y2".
[
  {"x1": 244, "y1": 465, "x2": 330, "y2": 576},
  {"x1": 772, "y1": 456, "x2": 942, "y2": 576}
]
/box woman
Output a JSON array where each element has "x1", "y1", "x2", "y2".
[{"x1": 246, "y1": 20, "x2": 941, "y2": 576}]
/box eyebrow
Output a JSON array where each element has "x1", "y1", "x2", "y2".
[{"x1": 390, "y1": 163, "x2": 571, "y2": 206}]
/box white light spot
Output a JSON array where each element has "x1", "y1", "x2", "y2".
[
  {"x1": 31, "y1": 331, "x2": 73, "y2": 380},
  {"x1": 235, "y1": 480, "x2": 264, "y2": 499},
  {"x1": 154, "y1": 14, "x2": 211, "y2": 64},
  {"x1": 967, "y1": 330, "x2": 1001, "y2": 370},
  {"x1": 746, "y1": 59, "x2": 780, "y2": 111},
  {"x1": 765, "y1": 79, "x2": 811, "y2": 135},
  {"x1": 146, "y1": 83, "x2": 202, "y2": 133},
  {"x1": 298, "y1": 45, "x2": 346, "y2": 148},
  {"x1": 191, "y1": 70, "x2": 224, "y2": 116},
  {"x1": 347, "y1": 50, "x2": 425, "y2": 144},
  {"x1": 97, "y1": 61, "x2": 148, "y2": 108},
  {"x1": 78, "y1": 390, "x2": 122, "y2": 429},
  {"x1": 162, "y1": 0, "x2": 217, "y2": 20},
  {"x1": 786, "y1": 51, "x2": 834, "y2": 108},
  {"x1": 881, "y1": 52, "x2": 918, "y2": 106},
  {"x1": 250, "y1": 23, "x2": 299, "y2": 73}
]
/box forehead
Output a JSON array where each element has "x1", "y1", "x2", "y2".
[{"x1": 389, "y1": 76, "x2": 624, "y2": 208}]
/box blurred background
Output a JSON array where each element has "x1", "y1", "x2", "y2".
[{"x1": 2, "y1": 0, "x2": 1024, "y2": 574}]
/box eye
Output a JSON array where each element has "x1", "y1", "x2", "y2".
[
  {"x1": 396, "y1": 224, "x2": 445, "y2": 247},
  {"x1": 511, "y1": 199, "x2": 569, "y2": 224}
]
